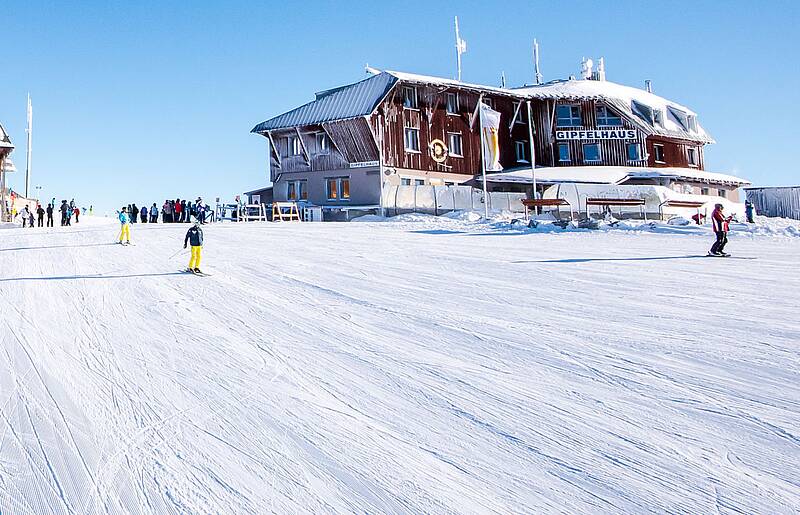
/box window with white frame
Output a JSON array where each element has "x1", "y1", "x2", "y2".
[
  {"x1": 627, "y1": 143, "x2": 643, "y2": 161},
  {"x1": 718, "y1": 189, "x2": 726, "y2": 199},
  {"x1": 448, "y1": 132, "x2": 463, "y2": 157},
  {"x1": 686, "y1": 115, "x2": 698, "y2": 132},
  {"x1": 326, "y1": 177, "x2": 350, "y2": 200},
  {"x1": 288, "y1": 136, "x2": 302, "y2": 156},
  {"x1": 595, "y1": 105, "x2": 622, "y2": 126},
  {"x1": 513, "y1": 101, "x2": 526, "y2": 124},
  {"x1": 287, "y1": 180, "x2": 308, "y2": 201},
  {"x1": 515, "y1": 141, "x2": 528, "y2": 163},
  {"x1": 558, "y1": 143, "x2": 571, "y2": 162},
  {"x1": 315, "y1": 133, "x2": 329, "y2": 154},
  {"x1": 701, "y1": 187, "x2": 709, "y2": 195},
  {"x1": 402, "y1": 86, "x2": 418, "y2": 109},
  {"x1": 414, "y1": 179, "x2": 425, "y2": 186},
  {"x1": 404, "y1": 127, "x2": 420, "y2": 152},
  {"x1": 653, "y1": 144, "x2": 666, "y2": 163},
  {"x1": 401, "y1": 178, "x2": 411, "y2": 186},
  {"x1": 446, "y1": 92, "x2": 459, "y2": 114},
  {"x1": 481, "y1": 97, "x2": 494, "y2": 109},
  {"x1": 556, "y1": 104, "x2": 582, "y2": 127},
  {"x1": 583, "y1": 143, "x2": 601, "y2": 162},
  {"x1": 687, "y1": 147, "x2": 698, "y2": 166}
]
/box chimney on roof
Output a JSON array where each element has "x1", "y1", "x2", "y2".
[{"x1": 645, "y1": 80, "x2": 653, "y2": 93}]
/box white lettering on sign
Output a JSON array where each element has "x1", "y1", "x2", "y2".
[
  {"x1": 349, "y1": 161, "x2": 380, "y2": 168},
  {"x1": 556, "y1": 129, "x2": 637, "y2": 140}
]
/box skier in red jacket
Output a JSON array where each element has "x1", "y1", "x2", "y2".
[{"x1": 709, "y1": 203, "x2": 733, "y2": 257}]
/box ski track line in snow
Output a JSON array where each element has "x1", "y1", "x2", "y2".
[{"x1": 1, "y1": 219, "x2": 799, "y2": 513}]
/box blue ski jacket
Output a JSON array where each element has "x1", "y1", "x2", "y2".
[{"x1": 119, "y1": 212, "x2": 130, "y2": 224}]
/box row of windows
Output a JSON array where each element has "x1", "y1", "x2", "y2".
[
  {"x1": 287, "y1": 133, "x2": 329, "y2": 157},
  {"x1": 404, "y1": 128, "x2": 463, "y2": 156},
  {"x1": 403, "y1": 86, "x2": 527, "y2": 123},
  {"x1": 287, "y1": 178, "x2": 351, "y2": 201},
  {"x1": 556, "y1": 104, "x2": 623, "y2": 128},
  {"x1": 557, "y1": 143, "x2": 642, "y2": 163},
  {"x1": 555, "y1": 142, "x2": 698, "y2": 165}
]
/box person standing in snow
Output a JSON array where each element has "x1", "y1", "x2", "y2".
[
  {"x1": 20, "y1": 206, "x2": 29, "y2": 227},
  {"x1": 74, "y1": 206, "x2": 80, "y2": 223},
  {"x1": 46, "y1": 203, "x2": 54, "y2": 227},
  {"x1": 118, "y1": 206, "x2": 131, "y2": 244},
  {"x1": 184, "y1": 219, "x2": 204, "y2": 273},
  {"x1": 28, "y1": 209, "x2": 34, "y2": 228},
  {"x1": 150, "y1": 203, "x2": 158, "y2": 223},
  {"x1": 60, "y1": 200, "x2": 69, "y2": 226},
  {"x1": 744, "y1": 200, "x2": 755, "y2": 223},
  {"x1": 36, "y1": 204, "x2": 45, "y2": 227},
  {"x1": 709, "y1": 203, "x2": 733, "y2": 257},
  {"x1": 140, "y1": 204, "x2": 148, "y2": 223}
]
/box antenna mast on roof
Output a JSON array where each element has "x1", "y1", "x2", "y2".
[
  {"x1": 454, "y1": 16, "x2": 467, "y2": 81},
  {"x1": 533, "y1": 39, "x2": 543, "y2": 85},
  {"x1": 501, "y1": 71, "x2": 506, "y2": 88}
]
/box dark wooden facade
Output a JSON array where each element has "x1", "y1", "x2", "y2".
[
  {"x1": 527, "y1": 99, "x2": 705, "y2": 170},
  {"x1": 368, "y1": 86, "x2": 529, "y2": 177}
]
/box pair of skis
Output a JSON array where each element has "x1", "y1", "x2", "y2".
[{"x1": 183, "y1": 268, "x2": 211, "y2": 277}]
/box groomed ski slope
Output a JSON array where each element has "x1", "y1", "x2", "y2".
[{"x1": 1, "y1": 216, "x2": 798, "y2": 514}]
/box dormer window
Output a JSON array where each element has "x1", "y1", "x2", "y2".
[
  {"x1": 402, "y1": 86, "x2": 418, "y2": 109},
  {"x1": 595, "y1": 105, "x2": 622, "y2": 126},
  {"x1": 556, "y1": 104, "x2": 582, "y2": 127},
  {"x1": 687, "y1": 115, "x2": 698, "y2": 132}
]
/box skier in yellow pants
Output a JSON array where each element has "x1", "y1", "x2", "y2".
[
  {"x1": 118, "y1": 207, "x2": 131, "y2": 244},
  {"x1": 184, "y1": 219, "x2": 204, "y2": 274}
]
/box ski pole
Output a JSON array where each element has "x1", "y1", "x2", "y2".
[{"x1": 168, "y1": 248, "x2": 186, "y2": 260}]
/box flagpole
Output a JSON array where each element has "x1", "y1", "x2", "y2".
[
  {"x1": 25, "y1": 94, "x2": 32, "y2": 199},
  {"x1": 526, "y1": 100, "x2": 537, "y2": 209},
  {"x1": 479, "y1": 104, "x2": 489, "y2": 219}
]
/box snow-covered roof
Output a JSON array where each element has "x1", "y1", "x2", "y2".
[
  {"x1": 251, "y1": 72, "x2": 397, "y2": 133},
  {"x1": 482, "y1": 166, "x2": 750, "y2": 187},
  {"x1": 251, "y1": 69, "x2": 715, "y2": 145},
  {"x1": 513, "y1": 79, "x2": 714, "y2": 144},
  {"x1": 383, "y1": 70, "x2": 520, "y2": 97}
]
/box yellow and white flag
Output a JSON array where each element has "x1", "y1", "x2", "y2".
[{"x1": 480, "y1": 102, "x2": 503, "y2": 172}]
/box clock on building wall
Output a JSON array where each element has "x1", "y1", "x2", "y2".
[{"x1": 429, "y1": 139, "x2": 449, "y2": 163}]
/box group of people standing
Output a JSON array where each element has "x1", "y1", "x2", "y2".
[
  {"x1": 17, "y1": 198, "x2": 89, "y2": 228},
  {"x1": 122, "y1": 198, "x2": 211, "y2": 225}
]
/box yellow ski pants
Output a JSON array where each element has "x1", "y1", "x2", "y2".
[
  {"x1": 189, "y1": 246, "x2": 202, "y2": 269},
  {"x1": 118, "y1": 224, "x2": 130, "y2": 242}
]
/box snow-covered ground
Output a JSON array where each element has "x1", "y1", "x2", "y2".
[{"x1": 1, "y1": 214, "x2": 798, "y2": 514}]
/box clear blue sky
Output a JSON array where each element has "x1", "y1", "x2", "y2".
[{"x1": 1, "y1": 0, "x2": 797, "y2": 213}]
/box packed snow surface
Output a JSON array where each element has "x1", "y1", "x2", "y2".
[{"x1": 1, "y1": 215, "x2": 799, "y2": 514}]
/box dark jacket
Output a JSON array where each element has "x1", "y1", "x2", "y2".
[{"x1": 184, "y1": 226, "x2": 204, "y2": 247}]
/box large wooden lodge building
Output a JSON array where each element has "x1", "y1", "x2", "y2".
[{"x1": 251, "y1": 66, "x2": 748, "y2": 217}]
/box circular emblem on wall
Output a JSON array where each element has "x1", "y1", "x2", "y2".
[{"x1": 429, "y1": 139, "x2": 449, "y2": 163}]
